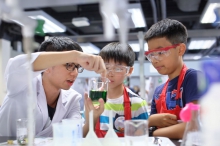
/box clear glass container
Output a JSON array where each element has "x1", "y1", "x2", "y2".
[
  {"x1": 181, "y1": 109, "x2": 202, "y2": 146},
  {"x1": 124, "y1": 120, "x2": 148, "y2": 146},
  {"x1": 17, "y1": 118, "x2": 28, "y2": 145},
  {"x1": 88, "y1": 77, "x2": 109, "y2": 106}
]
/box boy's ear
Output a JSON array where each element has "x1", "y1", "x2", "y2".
[
  {"x1": 127, "y1": 67, "x2": 134, "y2": 77},
  {"x1": 178, "y1": 43, "x2": 186, "y2": 56}
]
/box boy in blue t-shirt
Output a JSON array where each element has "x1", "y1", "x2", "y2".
[{"x1": 144, "y1": 19, "x2": 201, "y2": 139}]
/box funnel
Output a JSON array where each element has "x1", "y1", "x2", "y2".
[
  {"x1": 82, "y1": 110, "x2": 102, "y2": 146},
  {"x1": 103, "y1": 110, "x2": 121, "y2": 146}
]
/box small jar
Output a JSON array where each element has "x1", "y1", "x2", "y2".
[{"x1": 17, "y1": 118, "x2": 28, "y2": 145}]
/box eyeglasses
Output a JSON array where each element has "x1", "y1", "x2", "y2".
[
  {"x1": 105, "y1": 64, "x2": 130, "y2": 75},
  {"x1": 145, "y1": 44, "x2": 180, "y2": 62},
  {"x1": 65, "y1": 63, "x2": 84, "y2": 73}
]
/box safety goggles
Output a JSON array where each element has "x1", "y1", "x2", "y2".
[
  {"x1": 105, "y1": 63, "x2": 130, "y2": 75},
  {"x1": 145, "y1": 44, "x2": 180, "y2": 62}
]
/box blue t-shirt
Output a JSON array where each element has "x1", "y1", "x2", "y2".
[{"x1": 150, "y1": 69, "x2": 201, "y2": 115}]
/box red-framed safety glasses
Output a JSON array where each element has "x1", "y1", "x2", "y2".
[{"x1": 145, "y1": 44, "x2": 180, "y2": 55}]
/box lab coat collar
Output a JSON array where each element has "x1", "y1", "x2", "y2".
[
  {"x1": 36, "y1": 75, "x2": 48, "y2": 126},
  {"x1": 52, "y1": 90, "x2": 67, "y2": 123},
  {"x1": 36, "y1": 75, "x2": 67, "y2": 123}
]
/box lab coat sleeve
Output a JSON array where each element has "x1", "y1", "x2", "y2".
[
  {"x1": 4, "y1": 52, "x2": 42, "y2": 96},
  {"x1": 66, "y1": 94, "x2": 82, "y2": 119}
]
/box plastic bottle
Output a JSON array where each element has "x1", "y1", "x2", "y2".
[{"x1": 199, "y1": 60, "x2": 220, "y2": 146}]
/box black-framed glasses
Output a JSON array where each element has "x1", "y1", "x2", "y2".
[{"x1": 65, "y1": 63, "x2": 84, "y2": 73}]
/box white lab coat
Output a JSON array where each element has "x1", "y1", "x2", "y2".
[{"x1": 0, "y1": 52, "x2": 82, "y2": 137}]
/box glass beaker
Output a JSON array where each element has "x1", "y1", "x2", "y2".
[
  {"x1": 181, "y1": 103, "x2": 202, "y2": 146},
  {"x1": 17, "y1": 118, "x2": 28, "y2": 145},
  {"x1": 52, "y1": 123, "x2": 63, "y2": 146},
  {"x1": 62, "y1": 119, "x2": 83, "y2": 146},
  {"x1": 124, "y1": 120, "x2": 148, "y2": 146},
  {"x1": 88, "y1": 77, "x2": 109, "y2": 106}
]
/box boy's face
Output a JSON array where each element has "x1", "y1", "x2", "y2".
[
  {"x1": 45, "y1": 63, "x2": 79, "y2": 90},
  {"x1": 105, "y1": 59, "x2": 133, "y2": 89},
  {"x1": 147, "y1": 37, "x2": 185, "y2": 75}
]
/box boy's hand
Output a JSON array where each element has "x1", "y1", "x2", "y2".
[
  {"x1": 150, "y1": 113, "x2": 178, "y2": 128},
  {"x1": 84, "y1": 93, "x2": 104, "y2": 123},
  {"x1": 83, "y1": 93, "x2": 104, "y2": 137},
  {"x1": 76, "y1": 52, "x2": 106, "y2": 77}
]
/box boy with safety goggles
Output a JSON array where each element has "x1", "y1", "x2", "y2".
[
  {"x1": 145, "y1": 19, "x2": 202, "y2": 139},
  {"x1": 95, "y1": 42, "x2": 149, "y2": 137}
]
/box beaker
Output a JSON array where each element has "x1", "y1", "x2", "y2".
[
  {"x1": 62, "y1": 119, "x2": 83, "y2": 146},
  {"x1": 88, "y1": 77, "x2": 109, "y2": 106},
  {"x1": 124, "y1": 120, "x2": 148, "y2": 146}
]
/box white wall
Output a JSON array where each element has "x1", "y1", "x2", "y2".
[{"x1": 129, "y1": 77, "x2": 140, "y2": 88}]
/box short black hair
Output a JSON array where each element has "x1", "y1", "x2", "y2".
[
  {"x1": 99, "y1": 42, "x2": 135, "y2": 66},
  {"x1": 39, "y1": 37, "x2": 83, "y2": 52},
  {"x1": 144, "y1": 19, "x2": 188, "y2": 44}
]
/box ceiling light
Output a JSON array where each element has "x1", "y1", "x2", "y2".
[
  {"x1": 188, "y1": 38, "x2": 216, "y2": 50},
  {"x1": 79, "y1": 43, "x2": 100, "y2": 54},
  {"x1": 111, "y1": 3, "x2": 146, "y2": 29},
  {"x1": 129, "y1": 41, "x2": 148, "y2": 52},
  {"x1": 200, "y1": 1, "x2": 220, "y2": 23},
  {"x1": 72, "y1": 17, "x2": 90, "y2": 27},
  {"x1": 193, "y1": 55, "x2": 202, "y2": 60},
  {"x1": 24, "y1": 10, "x2": 66, "y2": 33},
  {"x1": 128, "y1": 4, "x2": 146, "y2": 28},
  {"x1": 183, "y1": 54, "x2": 203, "y2": 60}
]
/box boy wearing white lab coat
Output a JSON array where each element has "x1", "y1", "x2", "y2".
[{"x1": 0, "y1": 37, "x2": 106, "y2": 137}]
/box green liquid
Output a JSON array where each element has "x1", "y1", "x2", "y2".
[{"x1": 89, "y1": 90, "x2": 107, "y2": 105}]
